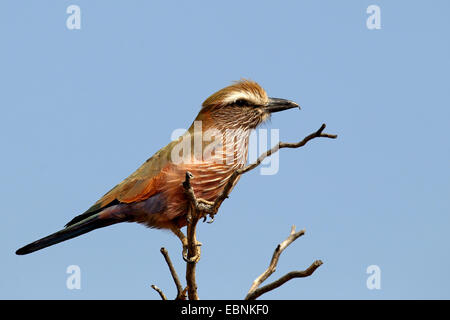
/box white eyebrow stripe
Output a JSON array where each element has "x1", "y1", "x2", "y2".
[{"x1": 222, "y1": 92, "x2": 258, "y2": 105}]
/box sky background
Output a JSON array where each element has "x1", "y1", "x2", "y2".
[{"x1": 1, "y1": 1, "x2": 449, "y2": 299}]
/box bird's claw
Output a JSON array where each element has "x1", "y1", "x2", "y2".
[
  {"x1": 183, "y1": 254, "x2": 200, "y2": 264},
  {"x1": 201, "y1": 211, "x2": 216, "y2": 224},
  {"x1": 181, "y1": 238, "x2": 202, "y2": 263},
  {"x1": 206, "y1": 214, "x2": 215, "y2": 224}
]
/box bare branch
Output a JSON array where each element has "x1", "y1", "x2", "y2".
[
  {"x1": 159, "y1": 247, "x2": 185, "y2": 300},
  {"x1": 245, "y1": 226, "x2": 322, "y2": 300},
  {"x1": 247, "y1": 226, "x2": 305, "y2": 293},
  {"x1": 240, "y1": 123, "x2": 336, "y2": 175},
  {"x1": 150, "y1": 284, "x2": 167, "y2": 300},
  {"x1": 245, "y1": 260, "x2": 323, "y2": 300}
]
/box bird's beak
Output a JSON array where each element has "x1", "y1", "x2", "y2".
[{"x1": 264, "y1": 97, "x2": 300, "y2": 113}]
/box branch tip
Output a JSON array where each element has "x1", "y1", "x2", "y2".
[
  {"x1": 290, "y1": 225, "x2": 296, "y2": 234},
  {"x1": 151, "y1": 284, "x2": 167, "y2": 300}
]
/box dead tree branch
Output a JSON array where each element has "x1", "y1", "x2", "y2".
[
  {"x1": 246, "y1": 260, "x2": 323, "y2": 300},
  {"x1": 160, "y1": 247, "x2": 186, "y2": 300},
  {"x1": 245, "y1": 226, "x2": 322, "y2": 300},
  {"x1": 153, "y1": 123, "x2": 336, "y2": 300},
  {"x1": 247, "y1": 226, "x2": 305, "y2": 293},
  {"x1": 151, "y1": 247, "x2": 186, "y2": 300}
]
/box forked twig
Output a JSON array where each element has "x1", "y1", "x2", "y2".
[{"x1": 245, "y1": 226, "x2": 322, "y2": 300}]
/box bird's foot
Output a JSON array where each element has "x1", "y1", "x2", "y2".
[
  {"x1": 195, "y1": 199, "x2": 216, "y2": 224},
  {"x1": 182, "y1": 238, "x2": 202, "y2": 263},
  {"x1": 171, "y1": 227, "x2": 199, "y2": 262}
]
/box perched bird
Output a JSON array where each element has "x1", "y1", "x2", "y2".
[{"x1": 16, "y1": 79, "x2": 299, "y2": 255}]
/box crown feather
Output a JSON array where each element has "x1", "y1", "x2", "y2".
[{"x1": 202, "y1": 79, "x2": 268, "y2": 109}]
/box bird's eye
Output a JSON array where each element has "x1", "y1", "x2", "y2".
[{"x1": 234, "y1": 99, "x2": 248, "y2": 107}]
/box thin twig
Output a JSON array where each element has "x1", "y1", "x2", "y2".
[
  {"x1": 159, "y1": 247, "x2": 185, "y2": 300},
  {"x1": 245, "y1": 226, "x2": 322, "y2": 300},
  {"x1": 150, "y1": 284, "x2": 167, "y2": 300}
]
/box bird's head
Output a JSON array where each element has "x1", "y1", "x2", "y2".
[{"x1": 198, "y1": 79, "x2": 300, "y2": 130}]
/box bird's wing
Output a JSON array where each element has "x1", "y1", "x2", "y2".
[{"x1": 65, "y1": 141, "x2": 177, "y2": 227}]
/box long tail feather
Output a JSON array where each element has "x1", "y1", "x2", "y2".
[{"x1": 16, "y1": 213, "x2": 120, "y2": 255}]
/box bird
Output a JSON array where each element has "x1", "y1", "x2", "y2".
[{"x1": 16, "y1": 79, "x2": 300, "y2": 256}]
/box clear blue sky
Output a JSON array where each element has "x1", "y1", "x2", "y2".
[{"x1": 1, "y1": 1, "x2": 449, "y2": 299}]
